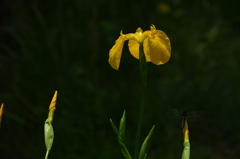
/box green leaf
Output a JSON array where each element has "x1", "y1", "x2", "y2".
[
  {"x1": 110, "y1": 119, "x2": 119, "y2": 135},
  {"x1": 110, "y1": 119, "x2": 132, "y2": 159},
  {"x1": 44, "y1": 118, "x2": 54, "y2": 151},
  {"x1": 119, "y1": 110, "x2": 126, "y2": 141},
  {"x1": 181, "y1": 140, "x2": 190, "y2": 159},
  {"x1": 139, "y1": 125, "x2": 155, "y2": 159},
  {"x1": 117, "y1": 136, "x2": 132, "y2": 159}
]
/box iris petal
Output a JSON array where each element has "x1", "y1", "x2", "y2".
[
  {"x1": 108, "y1": 36, "x2": 126, "y2": 70},
  {"x1": 143, "y1": 40, "x2": 152, "y2": 62},
  {"x1": 129, "y1": 40, "x2": 152, "y2": 62},
  {"x1": 147, "y1": 30, "x2": 171, "y2": 65},
  {"x1": 128, "y1": 40, "x2": 140, "y2": 59}
]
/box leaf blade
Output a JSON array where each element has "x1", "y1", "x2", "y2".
[
  {"x1": 119, "y1": 110, "x2": 126, "y2": 141},
  {"x1": 139, "y1": 125, "x2": 155, "y2": 159},
  {"x1": 110, "y1": 119, "x2": 132, "y2": 159}
]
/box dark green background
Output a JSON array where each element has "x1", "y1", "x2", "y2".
[{"x1": 0, "y1": 0, "x2": 240, "y2": 158}]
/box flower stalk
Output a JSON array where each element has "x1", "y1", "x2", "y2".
[{"x1": 134, "y1": 44, "x2": 147, "y2": 159}]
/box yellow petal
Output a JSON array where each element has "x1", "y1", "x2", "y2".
[
  {"x1": 0, "y1": 103, "x2": 3, "y2": 116},
  {"x1": 0, "y1": 103, "x2": 4, "y2": 128},
  {"x1": 134, "y1": 28, "x2": 144, "y2": 42},
  {"x1": 136, "y1": 27, "x2": 143, "y2": 33},
  {"x1": 145, "y1": 30, "x2": 171, "y2": 65},
  {"x1": 129, "y1": 39, "x2": 152, "y2": 62},
  {"x1": 49, "y1": 91, "x2": 57, "y2": 110},
  {"x1": 108, "y1": 35, "x2": 126, "y2": 70},
  {"x1": 128, "y1": 40, "x2": 139, "y2": 59},
  {"x1": 143, "y1": 39, "x2": 153, "y2": 62}
]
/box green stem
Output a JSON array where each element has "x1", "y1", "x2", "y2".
[
  {"x1": 45, "y1": 150, "x2": 49, "y2": 159},
  {"x1": 134, "y1": 44, "x2": 147, "y2": 159}
]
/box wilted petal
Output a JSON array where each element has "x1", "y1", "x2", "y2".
[
  {"x1": 146, "y1": 30, "x2": 171, "y2": 65},
  {"x1": 108, "y1": 36, "x2": 126, "y2": 70}
]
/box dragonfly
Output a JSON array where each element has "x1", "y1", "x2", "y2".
[{"x1": 166, "y1": 107, "x2": 204, "y2": 129}]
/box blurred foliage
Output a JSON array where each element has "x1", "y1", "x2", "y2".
[{"x1": 0, "y1": 0, "x2": 240, "y2": 158}]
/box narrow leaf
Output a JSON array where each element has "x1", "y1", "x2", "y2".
[
  {"x1": 119, "y1": 110, "x2": 126, "y2": 141},
  {"x1": 110, "y1": 119, "x2": 119, "y2": 135},
  {"x1": 139, "y1": 125, "x2": 155, "y2": 159},
  {"x1": 117, "y1": 136, "x2": 132, "y2": 159},
  {"x1": 110, "y1": 119, "x2": 132, "y2": 159}
]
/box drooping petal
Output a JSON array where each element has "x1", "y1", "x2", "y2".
[
  {"x1": 108, "y1": 35, "x2": 126, "y2": 70},
  {"x1": 128, "y1": 39, "x2": 140, "y2": 59},
  {"x1": 145, "y1": 29, "x2": 171, "y2": 65}
]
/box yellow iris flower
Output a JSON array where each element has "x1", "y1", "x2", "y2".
[{"x1": 108, "y1": 25, "x2": 171, "y2": 70}]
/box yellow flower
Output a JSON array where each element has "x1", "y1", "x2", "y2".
[{"x1": 108, "y1": 25, "x2": 171, "y2": 70}]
